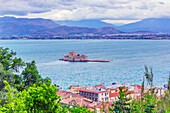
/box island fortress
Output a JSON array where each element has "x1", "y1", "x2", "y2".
[{"x1": 59, "y1": 51, "x2": 111, "y2": 62}]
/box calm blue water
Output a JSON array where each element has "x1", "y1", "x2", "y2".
[{"x1": 0, "y1": 40, "x2": 170, "y2": 89}]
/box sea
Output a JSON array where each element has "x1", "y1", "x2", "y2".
[{"x1": 0, "y1": 40, "x2": 170, "y2": 90}]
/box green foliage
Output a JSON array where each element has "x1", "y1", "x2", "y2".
[
  {"x1": 130, "y1": 66, "x2": 157, "y2": 113},
  {"x1": 0, "y1": 47, "x2": 25, "y2": 72},
  {"x1": 0, "y1": 47, "x2": 24, "y2": 91},
  {"x1": 22, "y1": 61, "x2": 42, "y2": 87},
  {"x1": 109, "y1": 87, "x2": 132, "y2": 113},
  {"x1": 168, "y1": 73, "x2": 170, "y2": 92},
  {"x1": 130, "y1": 91, "x2": 157, "y2": 113},
  {"x1": 11, "y1": 57, "x2": 25, "y2": 72},
  {"x1": 156, "y1": 74, "x2": 170, "y2": 112},
  {"x1": 0, "y1": 81, "x2": 93, "y2": 113},
  {"x1": 0, "y1": 64, "x2": 14, "y2": 91},
  {"x1": 0, "y1": 81, "x2": 67, "y2": 113},
  {"x1": 69, "y1": 105, "x2": 92, "y2": 113},
  {"x1": 23, "y1": 83, "x2": 64, "y2": 112},
  {"x1": 144, "y1": 65, "x2": 153, "y2": 89},
  {"x1": 141, "y1": 77, "x2": 144, "y2": 97}
]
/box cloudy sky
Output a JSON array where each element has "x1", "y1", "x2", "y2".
[{"x1": 0, "y1": 0, "x2": 170, "y2": 24}]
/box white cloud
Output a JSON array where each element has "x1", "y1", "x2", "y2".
[{"x1": 0, "y1": 0, "x2": 170, "y2": 21}]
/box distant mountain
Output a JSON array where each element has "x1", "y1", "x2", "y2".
[
  {"x1": 55, "y1": 19, "x2": 115, "y2": 28},
  {"x1": 0, "y1": 17, "x2": 121, "y2": 37},
  {"x1": 0, "y1": 16, "x2": 60, "y2": 37},
  {"x1": 116, "y1": 18, "x2": 170, "y2": 33},
  {"x1": 33, "y1": 25, "x2": 121, "y2": 36},
  {"x1": 2, "y1": 16, "x2": 169, "y2": 38}
]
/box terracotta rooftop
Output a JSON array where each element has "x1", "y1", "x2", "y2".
[
  {"x1": 93, "y1": 84, "x2": 105, "y2": 87},
  {"x1": 61, "y1": 97, "x2": 97, "y2": 107},
  {"x1": 59, "y1": 92, "x2": 83, "y2": 99},
  {"x1": 109, "y1": 90, "x2": 134, "y2": 97},
  {"x1": 109, "y1": 92, "x2": 119, "y2": 97},
  {"x1": 57, "y1": 90, "x2": 67, "y2": 95}
]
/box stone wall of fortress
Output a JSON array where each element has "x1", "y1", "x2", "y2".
[{"x1": 63, "y1": 51, "x2": 88, "y2": 61}]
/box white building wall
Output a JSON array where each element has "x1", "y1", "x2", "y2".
[{"x1": 98, "y1": 92, "x2": 110, "y2": 102}]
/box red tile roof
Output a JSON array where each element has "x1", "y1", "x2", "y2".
[
  {"x1": 109, "y1": 90, "x2": 134, "y2": 97},
  {"x1": 93, "y1": 84, "x2": 105, "y2": 87},
  {"x1": 57, "y1": 90, "x2": 67, "y2": 95},
  {"x1": 61, "y1": 97, "x2": 97, "y2": 107},
  {"x1": 79, "y1": 89, "x2": 108, "y2": 94},
  {"x1": 109, "y1": 92, "x2": 119, "y2": 97}
]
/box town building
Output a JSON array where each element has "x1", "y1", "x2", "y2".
[
  {"x1": 66, "y1": 86, "x2": 87, "y2": 94},
  {"x1": 57, "y1": 90, "x2": 97, "y2": 108},
  {"x1": 79, "y1": 88, "x2": 110, "y2": 103}
]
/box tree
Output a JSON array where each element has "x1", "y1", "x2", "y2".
[
  {"x1": 21, "y1": 61, "x2": 42, "y2": 87},
  {"x1": 141, "y1": 76, "x2": 145, "y2": 98},
  {"x1": 130, "y1": 91, "x2": 157, "y2": 113},
  {"x1": 109, "y1": 87, "x2": 132, "y2": 113},
  {"x1": 144, "y1": 65, "x2": 154, "y2": 90},
  {"x1": 69, "y1": 105, "x2": 92, "y2": 113},
  {"x1": 156, "y1": 73, "x2": 170, "y2": 112},
  {"x1": 0, "y1": 47, "x2": 25, "y2": 72},
  {"x1": 168, "y1": 73, "x2": 170, "y2": 91},
  {"x1": 130, "y1": 66, "x2": 157, "y2": 113},
  {"x1": 0, "y1": 47, "x2": 24, "y2": 91},
  {"x1": 0, "y1": 64, "x2": 14, "y2": 91},
  {"x1": 0, "y1": 81, "x2": 67, "y2": 113}
]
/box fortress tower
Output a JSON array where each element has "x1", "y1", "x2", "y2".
[{"x1": 69, "y1": 51, "x2": 77, "y2": 57}]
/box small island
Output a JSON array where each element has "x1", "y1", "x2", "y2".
[{"x1": 59, "y1": 51, "x2": 111, "y2": 62}]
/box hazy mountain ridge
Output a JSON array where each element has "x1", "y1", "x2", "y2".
[
  {"x1": 55, "y1": 18, "x2": 170, "y2": 33},
  {"x1": 116, "y1": 18, "x2": 170, "y2": 33},
  {"x1": 32, "y1": 25, "x2": 121, "y2": 36},
  {"x1": 55, "y1": 19, "x2": 115, "y2": 28},
  {"x1": 0, "y1": 17, "x2": 60, "y2": 36},
  {"x1": 0, "y1": 17, "x2": 121, "y2": 37},
  {"x1": 0, "y1": 17, "x2": 170, "y2": 37}
]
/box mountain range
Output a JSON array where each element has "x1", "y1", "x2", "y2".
[
  {"x1": 116, "y1": 18, "x2": 170, "y2": 33},
  {"x1": 55, "y1": 18, "x2": 170, "y2": 33},
  {"x1": 0, "y1": 17, "x2": 60, "y2": 37},
  {"x1": 55, "y1": 19, "x2": 115, "y2": 28},
  {"x1": 0, "y1": 16, "x2": 170, "y2": 37}
]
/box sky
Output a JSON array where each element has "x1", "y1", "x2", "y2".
[{"x1": 0, "y1": 0, "x2": 170, "y2": 25}]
